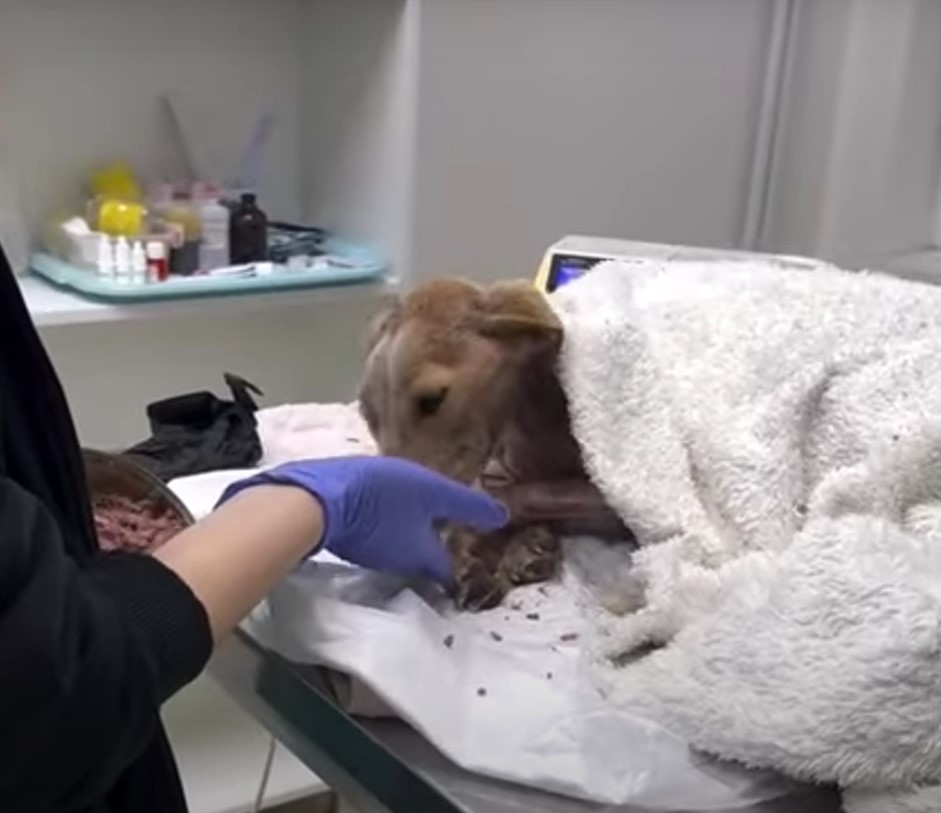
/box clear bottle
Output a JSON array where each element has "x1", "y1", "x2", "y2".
[
  {"x1": 195, "y1": 186, "x2": 230, "y2": 270},
  {"x1": 130, "y1": 240, "x2": 147, "y2": 284},
  {"x1": 228, "y1": 193, "x2": 268, "y2": 264},
  {"x1": 96, "y1": 234, "x2": 115, "y2": 279},
  {"x1": 114, "y1": 236, "x2": 132, "y2": 283}
]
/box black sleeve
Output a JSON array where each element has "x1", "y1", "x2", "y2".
[{"x1": 0, "y1": 475, "x2": 212, "y2": 810}]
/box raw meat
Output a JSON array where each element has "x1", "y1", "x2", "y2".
[{"x1": 92, "y1": 493, "x2": 188, "y2": 554}]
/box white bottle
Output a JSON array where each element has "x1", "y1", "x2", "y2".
[
  {"x1": 196, "y1": 191, "x2": 230, "y2": 270},
  {"x1": 96, "y1": 234, "x2": 114, "y2": 278},
  {"x1": 130, "y1": 240, "x2": 147, "y2": 284},
  {"x1": 114, "y1": 236, "x2": 131, "y2": 283}
]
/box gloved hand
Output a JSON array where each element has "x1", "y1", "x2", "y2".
[{"x1": 218, "y1": 456, "x2": 507, "y2": 587}]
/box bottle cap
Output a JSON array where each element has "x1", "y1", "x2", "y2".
[{"x1": 145, "y1": 240, "x2": 167, "y2": 259}]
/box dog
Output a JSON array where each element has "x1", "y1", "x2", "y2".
[{"x1": 359, "y1": 278, "x2": 633, "y2": 610}]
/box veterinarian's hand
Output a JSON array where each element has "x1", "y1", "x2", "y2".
[{"x1": 218, "y1": 456, "x2": 508, "y2": 586}]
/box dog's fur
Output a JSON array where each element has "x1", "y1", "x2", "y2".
[{"x1": 359, "y1": 278, "x2": 632, "y2": 609}]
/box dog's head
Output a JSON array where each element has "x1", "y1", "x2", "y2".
[{"x1": 359, "y1": 278, "x2": 562, "y2": 484}]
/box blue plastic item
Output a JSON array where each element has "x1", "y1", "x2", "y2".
[{"x1": 30, "y1": 237, "x2": 386, "y2": 304}]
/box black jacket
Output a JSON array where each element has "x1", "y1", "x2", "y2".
[{"x1": 0, "y1": 246, "x2": 212, "y2": 812}]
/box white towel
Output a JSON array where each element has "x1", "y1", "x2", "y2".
[{"x1": 550, "y1": 258, "x2": 941, "y2": 812}]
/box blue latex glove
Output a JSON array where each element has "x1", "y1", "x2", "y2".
[{"x1": 218, "y1": 456, "x2": 508, "y2": 587}]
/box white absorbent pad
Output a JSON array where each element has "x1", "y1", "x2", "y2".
[
  {"x1": 550, "y1": 258, "x2": 941, "y2": 813},
  {"x1": 170, "y1": 403, "x2": 795, "y2": 811}
]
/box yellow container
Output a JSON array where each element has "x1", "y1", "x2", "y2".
[
  {"x1": 96, "y1": 197, "x2": 147, "y2": 237},
  {"x1": 90, "y1": 161, "x2": 142, "y2": 201}
]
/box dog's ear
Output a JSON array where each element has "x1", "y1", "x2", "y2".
[
  {"x1": 366, "y1": 296, "x2": 402, "y2": 351},
  {"x1": 474, "y1": 281, "x2": 562, "y2": 348}
]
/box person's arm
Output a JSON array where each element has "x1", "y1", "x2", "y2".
[
  {"x1": 0, "y1": 483, "x2": 323, "y2": 809},
  {"x1": 0, "y1": 456, "x2": 503, "y2": 810},
  {"x1": 154, "y1": 485, "x2": 323, "y2": 642}
]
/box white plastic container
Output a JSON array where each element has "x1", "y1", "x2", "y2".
[{"x1": 195, "y1": 187, "x2": 230, "y2": 270}]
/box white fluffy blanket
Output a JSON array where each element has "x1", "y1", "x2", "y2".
[{"x1": 550, "y1": 258, "x2": 941, "y2": 813}]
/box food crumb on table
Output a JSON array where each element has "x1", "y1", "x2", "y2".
[
  {"x1": 547, "y1": 672, "x2": 553, "y2": 680},
  {"x1": 477, "y1": 687, "x2": 487, "y2": 697},
  {"x1": 560, "y1": 632, "x2": 579, "y2": 642},
  {"x1": 443, "y1": 634, "x2": 455, "y2": 649},
  {"x1": 490, "y1": 631, "x2": 503, "y2": 642},
  {"x1": 526, "y1": 612, "x2": 540, "y2": 621}
]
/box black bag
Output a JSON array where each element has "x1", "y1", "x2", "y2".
[{"x1": 124, "y1": 373, "x2": 264, "y2": 482}]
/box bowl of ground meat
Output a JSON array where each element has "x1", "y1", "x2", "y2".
[{"x1": 83, "y1": 449, "x2": 193, "y2": 554}]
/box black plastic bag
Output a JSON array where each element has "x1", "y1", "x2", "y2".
[{"x1": 124, "y1": 373, "x2": 264, "y2": 482}]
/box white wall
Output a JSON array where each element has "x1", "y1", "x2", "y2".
[
  {"x1": 409, "y1": 0, "x2": 775, "y2": 282},
  {"x1": 0, "y1": 0, "x2": 306, "y2": 235},
  {"x1": 301, "y1": 0, "x2": 420, "y2": 277},
  {"x1": 761, "y1": 0, "x2": 941, "y2": 266}
]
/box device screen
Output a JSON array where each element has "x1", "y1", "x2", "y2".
[{"x1": 546, "y1": 254, "x2": 602, "y2": 292}]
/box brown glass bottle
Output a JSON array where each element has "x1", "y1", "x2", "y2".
[{"x1": 228, "y1": 193, "x2": 268, "y2": 264}]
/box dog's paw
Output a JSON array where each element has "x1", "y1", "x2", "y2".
[
  {"x1": 501, "y1": 525, "x2": 562, "y2": 586},
  {"x1": 453, "y1": 559, "x2": 509, "y2": 612}
]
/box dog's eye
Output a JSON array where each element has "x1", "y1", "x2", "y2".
[{"x1": 416, "y1": 388, "x2": 448, "y2": 417}]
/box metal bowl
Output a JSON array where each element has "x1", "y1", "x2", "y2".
[{"x1": 82, "y1": 448, "x2": 195, "y2": 527}]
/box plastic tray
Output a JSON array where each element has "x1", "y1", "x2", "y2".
[{"x1": 30, "y1": 237, "x2": 386, "y2": 304}]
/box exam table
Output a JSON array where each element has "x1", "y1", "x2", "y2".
[{"x1": 211, "y1": 630, "x2": 843, "y2": 813}]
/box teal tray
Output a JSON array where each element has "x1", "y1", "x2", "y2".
[{"x1": 30, "y1": 237, "x2": 386, "y2": 303}]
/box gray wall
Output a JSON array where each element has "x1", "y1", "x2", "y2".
[{"x1": 410, "y1": 0, "x2": 775, "y2": 282}]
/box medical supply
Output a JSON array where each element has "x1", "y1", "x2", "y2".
[
  {"x1": 219, "y1": 456, "x2": 504, "y2": 587},
  {"x1": 267, "y1": 221, "x2": 325, "y2": 265},
  {"x1": 533, "y1": 234, "x2": 824, "y2": 293},
  {"x1": 29, "y1": 233, "x2": 386, "y2": 304},
  {"x1": 130, "y1": 240, "x2": 147, "y2": 284},
  {"x1": 145, "y1": 240, "x2": 169, "y2": 282},
  {"x1": 113, "y1": 236, "x2": 131, "y2": 283},
  {"x1": 90, "y1": 160, "x2": 142, "y2": 202},
  {"x1": 194, "y1": 183, "x2": 230, "y2": 270},
  {"x1": 96, "y1": 234, "x2": 114, "y2": 278},
  {"x1": 229, "y1": 193, "x2": 268, "y2": 264},
  {"x1": 164, "y1": 193, "x2": 201, "y2": 276},
  {"x1": 95, "y1": 197, "x2": 147, "y2": 237}
]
